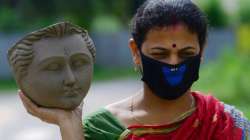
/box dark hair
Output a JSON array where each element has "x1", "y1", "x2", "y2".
[{"x1": 130, "y1": 0, "x2": 208, "y2": 50}]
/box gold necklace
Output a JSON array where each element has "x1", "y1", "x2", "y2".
[{"x1": 130, "y1": 90, "x2": 196, "y2": 125}]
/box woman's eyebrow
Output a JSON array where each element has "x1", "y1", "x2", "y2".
[
  {"x1": 179, "y1": 46, "x2": 195, "y2": 51},
  {"x1": 151, "y1": 47, "x2": 170, "y2": 52}
]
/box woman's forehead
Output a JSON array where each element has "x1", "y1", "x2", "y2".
[
  {"x1": 141, "y1": 24, "x2": 200, "y2": 52},
  {"x1": 145, "y1": 25, "x2": 198, "y2": 44},
  {"x1": 148, "y1": 23, "x2": 194, "y2": 35}
]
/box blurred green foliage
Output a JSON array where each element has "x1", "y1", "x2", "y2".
[
  {"x1": 194, "y1": 49, "x2": 250, "y2": 104},
  {"x1": 237, "y1": 25, "x2": 250, "y2": 54},
  {"x1": 0, "y1": 7, "x2": 23, "y2": 32},
  {"x1": 1, "y1": 0, "x2": 250, "y2": 30},
  {"x1": 0, "y1": 0, "x2": 135, "y2": 32},
  {"x1": 238, "y1": 0, "x2": 250, "y2": 24},
  {"x1": 197, "y1": 0, "x2": 250, "y2": 27},
  {"x1": 91, "y1": 15, "x2": 123, "y2": 33},
  {"x1": 197, "y1": 0, "x2": 228, "y2": 28},
  {"x1": 194, "y1": 49, "x2": 250, "y2": 118}
]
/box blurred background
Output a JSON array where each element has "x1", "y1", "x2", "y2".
[{"x1": 0, "y1": 0, "x2": 250, "y2": 139}]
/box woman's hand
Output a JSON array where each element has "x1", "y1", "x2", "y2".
[
  {"x1": 19, "y1": 90, "x2": 85, "y2": 140},
  {"x1": 19, "y1": 90, "x2": 83, "y2": 125}
]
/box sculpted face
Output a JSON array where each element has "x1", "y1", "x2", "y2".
[{"x1": 20, "y1": 34, "x2": 93, "y2": 110}]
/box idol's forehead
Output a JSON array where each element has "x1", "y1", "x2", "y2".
[{"x1": 31, "y1": 34, "x2": 92, "y2": 63}]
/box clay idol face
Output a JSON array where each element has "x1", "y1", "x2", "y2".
[
  {"x1": 8, "y1": 22, "x2": 96, "y2": 110},
  {"x1": 23, "y1": 34, "x2": 93, "y2": 109}
]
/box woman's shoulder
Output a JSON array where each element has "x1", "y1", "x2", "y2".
[
  {"x1": 193, "y1": 91, "x2": 249, "y2": 119},
  {"x1": 84, "y1": 107, "x2": 125, "y2": 129},
  {"x1": 193, "y1": 92, "x2": 250, "y2": 136},
  {"x1": 84, "y1": 95, "x2": 133, "y2": 127},
  {"x1": 193, "y1": 91, "x2": 250, "y2": 136},
  {"x1": 84, "y1": 108, "x2": 110, "y2": 123},
  {"x1": 105, "y1": 96, "x2": 132, "y2": 118},
  {"x1": 222, "y1": 103, "x2": 250, "y2": 135}
]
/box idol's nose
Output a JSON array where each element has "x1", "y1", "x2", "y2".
[{"x1": 63, "y1": 65, "x2": 76, "y2": 87}]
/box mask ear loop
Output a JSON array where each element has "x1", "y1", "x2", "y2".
[
  {"x1": 134, "y1": 64, "x2": 143, "y2": 75},
  {"x1": 198, "y1": 45, "x2": 203, "y2": 57},
  {"x1": 134, "y1": 49, "x2": 144, "y2": 76}
]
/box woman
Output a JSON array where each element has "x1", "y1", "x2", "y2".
[{"x1": 19, "y1": 0, "x2": 250, "y2": 139}]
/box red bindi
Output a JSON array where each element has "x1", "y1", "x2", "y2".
[{"x1": 172, "y1": 44, "x2": 177, "y2": 48}]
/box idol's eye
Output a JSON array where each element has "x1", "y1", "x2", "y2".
[
  {"x1": 72, "y1": 59, "x2": 87, "y2": 68},
  {"x1": 44, "y1": 63, "x2": 62, "y2": 71}
]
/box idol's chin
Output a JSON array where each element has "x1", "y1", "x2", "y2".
[{"x1": 31, "y1": 96, "x2": 82, "y2": 110}]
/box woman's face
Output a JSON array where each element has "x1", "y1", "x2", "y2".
[{"x1": 130, "y1": 23, "x2": 203, "y2": 66}]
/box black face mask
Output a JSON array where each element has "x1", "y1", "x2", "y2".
[{"x1": 140, "y1": 52, "x2": 201, "y2": 100}]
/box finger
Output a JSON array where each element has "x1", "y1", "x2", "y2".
[
  {"x1": 35, "y1": 107, "x2": 63, "y2": 124},
  {"x1": 19, "y1": 92, "x2": 55, "y2": 123},
  {"x1": 76, "y1": 100, "x2": 84, "y2": 114},
  {"x1": 19, "y1": 91, "x2": 40, "y2": 116},
  {"x1": 19, "y1": 91, "x2": 31, "y2": 110},
  {"x1": 18, "y1": 91, "x2": 61, "y2": 124},
  {"x1": 79, "y1": 100, "x2": 84, "y2": 110},
  {"x1": 75, "y1": 100, "x2": 84, "y2": 111},
  {"x1": 35, "y1": 108, "x2": 54, "y2": 122},
  {"x1": 19, "y1": 92, "x2": 36, "y2": 115}
]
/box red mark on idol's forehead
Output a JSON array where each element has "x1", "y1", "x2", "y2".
[{"x1": 172, "y1": 44, "x2": 177, "y2": 48}]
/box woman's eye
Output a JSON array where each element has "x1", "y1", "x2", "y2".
[
  {"x1": 44, "y1": 63, "x2": 61, "y2": 71},
  {"x1": 179, "y1": 52, "x2": 195, "y2": 58},
  {"x1": 151, "y1": 53, "x2": 167, "y2": 59}
]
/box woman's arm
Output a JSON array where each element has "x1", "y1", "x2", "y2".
[
  {"x1": 59, "y1": 118, "x2": 84, "y2": 140},
  {"x1": 19, "y1": 91, "x2": 85, "y2": 140}
]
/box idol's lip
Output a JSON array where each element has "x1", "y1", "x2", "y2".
[{"x1": 64, "y1": 88, "x2": 82, "y2": 97}]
